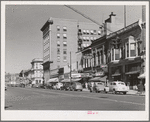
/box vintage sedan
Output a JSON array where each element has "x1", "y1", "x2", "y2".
[
  {"x1": 55, "y1": 82, "x2": 63, "y2": 90},
  {"x1": 109, "y1": 81, "x2": 128, "y2": 94},
  {"x1": 93, "y1": 82, "x2": 108, "y2": 93},
  {"x1": 69, "y1": 82, "x2": 83, "y2": 91}
]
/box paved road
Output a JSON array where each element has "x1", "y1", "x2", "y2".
[{"x1": 5, "y1": 87, "x2": 145, "y2": 110}]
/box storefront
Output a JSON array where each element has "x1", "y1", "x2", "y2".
[{"x1": 109, "y1": 59, "x2": 141, "y2": 89}]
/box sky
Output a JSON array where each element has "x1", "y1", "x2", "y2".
[{"x1": 4, "y1": 2, "x2": 143, "y2": 74}]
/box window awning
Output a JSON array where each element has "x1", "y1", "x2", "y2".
[
  {"x1": 47, "y1": 78, "x2": 59, "y2": 83},
  {"x1": 125, "y1": 70, "x2": 140, "y2": 75},
  {"x1": 71, "y1": 78, "x2": 82, "y2": 82},
  {"x1": 138, "y1": 73, "x2": 145, "y2": 79},
  {"x1": 89, "y1": 76, "x2": 107, "y2": 82},
  {"x1": 61, "y1": 79, "x2": 71, "y2": 82},
  {"x1": 112, "y1": 73, "x2": 121, "y2": 77}
]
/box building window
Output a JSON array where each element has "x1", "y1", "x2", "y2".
[
  {"x1": 86, "y1": 37, "x2": 90, "y2": 41},
  {"x1": 63, "y1": 49, "x2": 67, "y2": 54},
  {"x1": 130, "y1": 43, "x2": 136, "y2": 57},
  {"x1": 111, "y1": 48, "x2": 120, "y2": 61},
  {"x1": 57, "y1": 56, "x2": 60, "y2": 62},
  {"x1": 57, "y1": 33, "x2": 60, "y2": 38},
  {"x1": 94, "y1": 30, "x2": 97, "y2": 34},
  {"x1": 63, "y1": 56, "x2": 67, "y2": 61},
  {"x1": 57, "y1": 48, "x2": 60, "y2": 54},
  {"x1": 63, "y1": 41, "x2": 67, "y2": 46},
  {"x1": 57, "y1": 26, "x2": 60, "y2": 31},
  {"x1": 86, "y1": 30, "x2": 90, "y2": 34},
  {"x1": 90, "y1": 37, "x2": 94, "y2": 41},
  {"x1": 126, "y1": 43, "x2": 129, "y2": 58},
  {"x1": 98, "y1": 31, "x2": 101, "y2": 35},
  {"x1": 83, "y1": 30, "x2": 86, "y2": 34},
  {"x1": 83, "y1": 37, "x2": 86, "y2": 41},
  {"x1": 63, "y1": 26, "x2": 67, "y2": 31},
  {"x1": 94, "y1": 37, "x2": 97, "y2": 40},
  {"x1": 57, "y1": 41, "x2": 60, "y2": 46},
  {"x1": 115, "y1": 49, "x2": 120, "y2": 60},
  {"x1": 90, "y1": 30, "x2": 94, "y2": 35},
  {"x1": 63, "y1": 34, "x2": 67, "y2": 39},
  {"x1": 125, "y1": 36, "x2": 138, "y2": 58}
]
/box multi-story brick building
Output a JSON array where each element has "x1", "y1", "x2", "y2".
[
  {"x1": 40, "y1": 17, "x2": 102, "y2": 82},
  {"x1": 77, "y1": 12, "x2": 146, "y2": 89}
]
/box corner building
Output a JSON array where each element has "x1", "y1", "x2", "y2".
[{"x1": 40, "y1": 17, "x2": 101, "y2": 83}]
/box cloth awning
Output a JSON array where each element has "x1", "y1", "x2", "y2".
[
  {"x1": 47, "y1": 78, "x2": 58, "y2": 83},
  {"x1": 138, "y1": 73, "x2": 145, "y2": 79},
  {"x1": 111, "y1": 73, "x2": 121, "y2": 77},
  {"x1": 125, "y1": 70, "x2": 140, "y2": 75},
  {"x1": 61, "y1": 79, "x2": 71, "y2": 83},
  {"x1": 89, "y1": 76, "x2": 107, "y2": 82},
  {"x1": 71, "y1": 78, "x2": 82, "y2": 82}
]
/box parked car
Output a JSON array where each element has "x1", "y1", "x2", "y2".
[
  {"x1": 109, "y1": 81, "x2": 128, "y2": 94},
  {"x1": 56, "y1": 83, "x2": 63, "y2": 90},
  {"x1": 93, "y1": 82, "x2": 107, "y2": 93},
  {"x1": 60, "y1": 82, "x2": 71, "y2": 90},
  {"x1": 69, "y1": 82, "x2": 83, "y2": 91}
]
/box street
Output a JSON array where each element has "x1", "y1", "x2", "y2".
[{"x1": 5, "y1": 87, "x2": 145, "y2": 110}]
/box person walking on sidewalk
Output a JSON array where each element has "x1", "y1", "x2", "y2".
[{"x1": 137, "y1": 81, "x2": 144, "y2": 95}]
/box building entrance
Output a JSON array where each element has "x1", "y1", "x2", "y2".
[{"x1": 126, "y1": 74, "x2": 139, "y2": 89}]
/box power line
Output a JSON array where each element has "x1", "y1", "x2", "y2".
[{"x1": 64, "y1": 5, "x2": 114, "y2": 33}]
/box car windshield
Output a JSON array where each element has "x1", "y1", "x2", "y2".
[
  {"x1": 118, "y1": 82, "x2": 125, "y2": 85},
  {"x1": 96, "y1": 82, "x2": 103, "y2": 85}
]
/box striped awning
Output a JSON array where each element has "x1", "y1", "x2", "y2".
[
  {"x1": 138, "y1": 73, "x2": 145, "y2": 79},
  {"x1": 89, "y1": 76, "x2": 107, "y2": 82},
  {"x1": 112, "y1": 73, "x2": 121, "y2": 77},
  {"x1": 125, "y1": 70, "x2": 140, "y2": 75}
]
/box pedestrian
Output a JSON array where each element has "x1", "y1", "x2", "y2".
[
  {"x1": 137, "y1": 81, "x2": 144, "y2": 95},
  {"x1": 85, "y1": 82, "x2": 88, "y2": 89}
]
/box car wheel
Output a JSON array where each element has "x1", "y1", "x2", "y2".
[
  {"x1": 104, "y1": 89, "x2": 107, "y2": 93},
  {"x1": 123, "y1": 92, "x2": 126, "y2": 95},
  {"x1": 113, "y1": 89, "x2": 116, "y2": 94},
  {"x1": 80, "y1": 90, "x2": 82, "y2": 91}
]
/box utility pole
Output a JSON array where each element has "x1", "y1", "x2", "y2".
[
  {"x1": 124, "y1": 5, "x2": 126, "y2": 27},
  {"x1": 70, "y1": 52, "x2": 72, "y2": 82}
]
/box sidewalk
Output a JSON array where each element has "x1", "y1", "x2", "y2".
[
  {"x1": 127, "y1": 90, "x2": 145, "y2": 96},
  {"x1": 82, "y1": 89, "x2": 145, "y2": 96}
]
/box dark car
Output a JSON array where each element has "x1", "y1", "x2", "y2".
[
  {"x1": 61, "y1": 82, "x2": 71, "y2": 90},
  {"x1": 69, "y1": 82, "x2": 83, "y2": 91}
]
